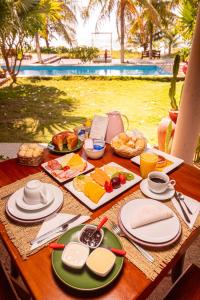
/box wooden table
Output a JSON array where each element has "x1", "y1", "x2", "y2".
[{"x1": 0, "y1": 146, "x2": 200, "y2": 300}]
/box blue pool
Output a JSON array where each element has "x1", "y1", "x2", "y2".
[{"x1": 17, "y1": 65, "x2": 170, "y2": 76}]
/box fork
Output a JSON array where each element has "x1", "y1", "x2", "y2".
[
  {"x1": 177, "y1": 192, "x2": 193, "y2": 215},
  {"x1": 111, "y1": 222, "x2": 154, "y2": 263}
]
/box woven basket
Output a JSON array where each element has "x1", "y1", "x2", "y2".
[
  {"x1": 112, "y1": 145, "x2": 145, "y2": 158},
  {"x1": 111, "y1": 133, "x2": 146, "y2": 158},
  {"x1": 17, "y1": 154, "x2": 44, "y2": 167}
]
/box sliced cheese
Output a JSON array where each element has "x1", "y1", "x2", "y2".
[
  {"x1": 84, "y1": 181, "x2": 105, "y2": 203},
  {"x1": 90, "y1": 168, "x2": 110, "y2": 186},
  {"x1": 67, "y1": 154, "x2": 86, "y2": 171},
  {"x1": 86, "y1": 248, "x2": 116, "y2": 277}
]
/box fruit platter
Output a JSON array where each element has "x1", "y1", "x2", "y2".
[
  {"x1": 42, "y1": 153, "x2": 94, "y2": 183},
  {"x1": 65, "y1": 162, "x2": 142, "y2": 210},
  {"x1": 48, "y1": 130, "x2": 83, "y2": 154}
]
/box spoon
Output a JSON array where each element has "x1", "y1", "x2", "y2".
[
  {"x1": 89, "y1": 216, "x2": 108, "y2": 247},
  {"x1": 178, "y1": 193, "x2": 193, "y2": 215}
]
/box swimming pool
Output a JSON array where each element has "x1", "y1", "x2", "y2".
[{"x1": 17, "y1": 65, "x2": 170, "y2": 76}]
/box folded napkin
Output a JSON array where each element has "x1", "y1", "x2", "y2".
[
  {"x1": 31, "y1": 213, "x2": 90, "y2": 251},
  {"x1": 172, "y1": 193, "x2": 200, "y2": 229},
  {"x1": 131, "y1": 204, "x2": 173, "y2": 229}
]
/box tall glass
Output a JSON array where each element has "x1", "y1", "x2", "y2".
[{"x1": 140, "y1": 152, "x2": 158, "y2": 178}]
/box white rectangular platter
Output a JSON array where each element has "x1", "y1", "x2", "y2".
[
  {"x1": 42, "y1": 153, "x2": 94, "y2": 183},
  {"x1": 131, "y1": 148, "x2": 184, "y2": 174},
  {"x1": 64, "y1": 162, "x2": 142, "y2": 210}
]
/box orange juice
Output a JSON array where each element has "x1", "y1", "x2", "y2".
[{"x1": 140, "y1": 152, "x2": 158, "y2": 178}]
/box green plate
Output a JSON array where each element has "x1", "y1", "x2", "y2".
[
  {"x1": 52, "y1": 225, "x2": 124, "y2": 291},
  {"x1": 48, "y1": 139, "x2": 83, "y2": 154}
]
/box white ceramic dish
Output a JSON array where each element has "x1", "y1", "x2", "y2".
[
  {"x1": 131, "y1": 148, "x2": 184, "y2": 174},
  {"x1": 83, "y1": 146, "x2": 105, "y2": 160},
  {"x1": 118, "y1": 217, "x2": 182, "y2": 248},
  {"x1": 6, "y1": 184, "x2": 63, "y2": 221},
  {"x1": 65, "y1": 162, "x2": 142, "y2": 210},
  {"x1": 140, "y1": 179, "x2": 175, "y2": 201},
  {"x1": 78, "y1": 224, "x2": 104, "y2": 249},
  {"x1": 42, "y1": 153, "x2": 94, "y2": 183},
  {"x1": 16, "y1": 184, "x2": 54, "y2": 211},
  {"x1": 119, "y1": 198, "x2": 180, "y2": 243},
  {"x1": 61, "y1": 242, "x2": 90, "y2": 269}
]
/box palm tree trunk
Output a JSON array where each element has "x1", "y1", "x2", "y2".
[
  {"x1": 149, "y1": 22, "x2": 153, "y2": 59},
  {"x1": 120, "y1": 0, "x2": 126, "y2": 63},
  {"x1": 168, "y1": 40, "x2": 172, "y2": 56},
  {"x1": 35, "y1": 32, "x2": 43, "y2": 63},
  {"x1": 45, "y1": 38, "x2": 50, "y2": 49}
]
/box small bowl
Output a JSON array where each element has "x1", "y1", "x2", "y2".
[
  {"x1": 83, "y1": 146, "x2": 105, "y2": 159},
  {"x1": 78, "y1": 224, "x2": 104, "y2": 249},
  {"x1": 61, "y1": 242, "x2": 90, "y2": 269}
]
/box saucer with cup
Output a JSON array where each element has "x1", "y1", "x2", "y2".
[
  {"x1": 140, "y1": 171, "x2": 176, "y2": 201},
  {"x1": 16, "y1": 180, "x2": 54, "y2": 211}
]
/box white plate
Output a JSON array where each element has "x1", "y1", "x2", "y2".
[
  {"x1": 7, "y1": 184, "x2": 63, "y2": 221},
  {"x1": 118, "y1": 217, "x2": 182, "y2": 248},
  {"x1": 120, "y1": 198, "x2": 180, "y2": 243},
  {"x1": 140, "y1": 179, "x2": 175, "y2": 201},
  {"x1": 42, "y1": 153, "x2": 94, "y2": 183},
  {"x1": 6, "y1": 203, "x2": 62, "y2": 224},
  {"x1": 16, "y1": 184, "x2": 54, "y2": 211},
  {"x1": 131, "y1": 148, "x2": 184, "y2": 174},
  {"x1": 65, "y1": 162, "x2": 142, "y2": 211}
]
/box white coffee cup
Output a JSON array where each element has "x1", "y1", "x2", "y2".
[
  {"x1": 23, "y1": 180, "x2": 48, "y2": 205},
  {"x1": 147, "y1": 171, "x2": 176, "y2": 194}
]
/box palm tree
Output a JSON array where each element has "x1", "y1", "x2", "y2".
[
  {"x1": 32, "y1": 0, "x2": 77, "y2": 63},
  {"x1": 0, "y1": 0, "x2": 39, "y2": 83},
  {"x1": 83, "y1": 0, "x2": 139, "y2": 63},
  {"x1": 128, "y1": 0, "x2": 180, "y2": 58}
]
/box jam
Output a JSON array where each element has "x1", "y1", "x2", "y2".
[{"x1": 80, "y1": 228, "x2": 102, "y2": 248}]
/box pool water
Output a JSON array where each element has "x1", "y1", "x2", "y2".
[{"x1": 17, "y1": 65, "x2": 170, "y2": 76}]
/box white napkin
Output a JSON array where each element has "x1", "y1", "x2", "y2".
[
  {"x1": 131, "y1": 204, "x2": 173, "y2": 229},
  {"x1": 31, "y1": 213, "x2": 90, "y2": 250},
  {"x1": 172, "y1": 193, "x2": 200, "y2": 229}
]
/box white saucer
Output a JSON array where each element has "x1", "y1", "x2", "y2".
[
  {"x1": 6, "y1": 184, "x2": 63, "y2": 221},
  {"x1": 16, "y1": 184, "x2": 54, "y2": 212},
  {"x1": 140, "y1": 179, "x2": 175, "y2": 201}
]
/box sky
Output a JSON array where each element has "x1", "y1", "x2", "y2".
[{"x1": 48, "y1": 1, "x2": 120, "y2": 50}]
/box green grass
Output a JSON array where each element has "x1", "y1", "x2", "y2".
[{"x1": 0, "y1": 78, "x2": 183, "y2": 144}]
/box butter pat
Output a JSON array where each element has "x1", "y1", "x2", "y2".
[
  {"x1": 86, "y1": 248, "x2": 116, "y2": 277},
  {"x1": 61, "y1": 242, "x2": 89, "y2": 269}
]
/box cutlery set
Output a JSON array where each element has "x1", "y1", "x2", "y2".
[{"x1": 174, "y1": 191, "x2": 192, "y2": 223}]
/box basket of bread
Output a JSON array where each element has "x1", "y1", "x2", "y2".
[
  {"x1": 17, "y1": 143, "x2": 44, "y2": 166},
  {"x1": 111, "y1": 131, "x2": 146, "y2": 158}
]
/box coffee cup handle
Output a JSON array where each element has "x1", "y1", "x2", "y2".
[
  {"x1": 168, "y1": 179, "x2": 176, "y2": 190},
  {"x1": 40, "y1": 191, "x2": 48, "y2": 204}
]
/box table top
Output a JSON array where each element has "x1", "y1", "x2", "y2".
[{"x1": 0, "y1": 146, "x2": 200, "y2": 300}]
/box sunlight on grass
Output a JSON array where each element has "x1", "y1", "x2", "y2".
[{"x1": 0, "y1": 78, "x2": 183, "y2": 144}]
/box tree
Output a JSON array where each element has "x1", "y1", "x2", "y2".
[
  {"x1": 31, "y1": 0, "x2": 77, "y2": 63},
  {"x1": 0, "y1": 0, "x2": 39, "y2": 83},
  {"x1": 83, "y1": 0, "x2": 140, "y2": 63}
]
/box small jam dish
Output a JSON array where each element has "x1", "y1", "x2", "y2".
[
  {"x1": 86, "y1": 247, "x2": 116, "y2": 277},
  {"x1": 78, "y1": 224, "x2": 104, "y2": 249},
  {"x1": 61, "y1": 242, "x2": 89, "y2": 269}
]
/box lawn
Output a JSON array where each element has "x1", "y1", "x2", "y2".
[{"x1": 0, "y1": 78, "x2": 183, "y2": 145}]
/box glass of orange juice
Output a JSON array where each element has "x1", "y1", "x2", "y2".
[{"x1": 140, "y1": 152, "x2": 158, "y2": 178}]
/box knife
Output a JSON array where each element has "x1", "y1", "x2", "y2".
[
  {"x1": 174, "y1": 192, "x2": 190, "y2": 223},
  {"x1": 30, "y1": 214, "x2": 81, "y2": 245}
]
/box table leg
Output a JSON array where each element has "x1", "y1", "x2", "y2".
[{"x1": 171, "y1": 254, "x2": 185, "y2": 283}]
